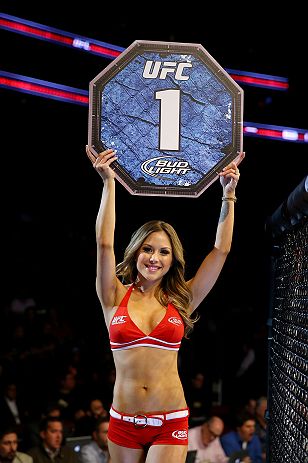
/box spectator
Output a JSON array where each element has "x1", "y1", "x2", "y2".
[
  {"x1": 51, "y1": 371, "x2": 83, "y2": 428},
  {"x1": 0, "y1": 426, "x2": 32, "y2": 463},
  {"x1": 74, "y1": 398, "x2": 108, "y2": 437},
  {"x1": 188, "y1": 416, "x2": 228, "y2": 463},
  {"x1": 23, "y1": 403, "x2": 63, "y2": 450},
  {"x1": 186, "y1": 372, "x2": 211, "y2": 425},
  {"x1": 27, "y1": 417, "x2": 79, "y2": 463},
  {"x1": 244, "y1": 398, "x2": 257, "y2": 417},
  {"x1": 220, "y1": 411, "x2": 262, "y2": 463},
  {"x1": 8, "y1": 291, "x2": 36, "y2": 317},
  {"x1": 0, "y1": 382, "x2": 28, "y2": 439},
  {"x1": 80, "y1": 417, "x2": 111, "y2": 463},
  {"x1": 254, "y1": 397, "x2": 267, "y2": 462}
]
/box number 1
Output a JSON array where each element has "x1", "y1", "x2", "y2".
[{"x1": 155, "y1": 89, "x2": 181, "y2": 151}]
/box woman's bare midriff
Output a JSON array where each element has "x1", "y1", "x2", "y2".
[{"x1": 112, "y1": 347, "x2": 187, "y2": 414}]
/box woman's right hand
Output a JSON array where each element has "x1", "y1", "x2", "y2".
[{"x1": 86, "y1": 145, "x2": 117, "y2": 181}]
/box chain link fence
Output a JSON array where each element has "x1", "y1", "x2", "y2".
[{"x1": 266, "y1": 176, "x2": 308, "y2": 463}]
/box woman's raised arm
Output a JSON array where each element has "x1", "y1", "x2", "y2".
[
  {"x1": 188, "y1": 152, "x2": 245, "y2": 312},
  {"x1": 86, "y1": 146, "x2": 120, "y2": 310}
]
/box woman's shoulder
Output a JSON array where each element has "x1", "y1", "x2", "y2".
[{"x1": 114, "y1": 281, "x2": 133, "y2": 306}]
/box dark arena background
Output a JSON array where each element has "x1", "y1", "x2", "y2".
[{"x1": 1, "y1": 2, "x2": 307, "y2": 462}]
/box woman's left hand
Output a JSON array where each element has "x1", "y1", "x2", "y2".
[{"x1": 219, "y1": 151, "x2": 245, "y2": 195}]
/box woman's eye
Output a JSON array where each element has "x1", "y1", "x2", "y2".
[
  {"x1": 160, "y1": 249, "x2": 170, "y2": 255},
  {"x1": 142, "y1": 246, "x2": 152, "y2": 253}
]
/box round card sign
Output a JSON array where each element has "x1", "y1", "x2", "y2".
[{"x1": 88, "y1": 40, "x2": 243, "y2": 197}]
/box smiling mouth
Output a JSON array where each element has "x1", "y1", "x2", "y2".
[{"x1": 146, "y1": 265, "x2": 161, "y2": 271}]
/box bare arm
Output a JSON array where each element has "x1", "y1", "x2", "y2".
[
  {"x1": 86, "y1": 146, "x2": 121, "y2": 310},
  {"x1": 188, "y1": 153, "x2": 245, "y2": 312}
]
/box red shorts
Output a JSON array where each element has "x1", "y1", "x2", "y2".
[{"x1": 107, "y1": 406, "x2": 189, "y2": 449}]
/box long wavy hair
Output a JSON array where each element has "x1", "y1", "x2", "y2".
[{"x1": 116, "y1": 220, "x2": 199, "y2": 337}]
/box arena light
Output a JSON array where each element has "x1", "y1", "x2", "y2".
[
  {"x1": 0, "y1": 12, "x2": 289, "y2": 91},
  {"x1": 1, "y1": 71, "x2": 306, "y2": 143},
  {"x1": 0, "y1": 70, "x2": 88, "y2": 104},
  {"x1": 227, "y1": 69, "x2": 288, "y2": 91},
  {"x1": 0, "y1": 12, "x2": 123, "y2": 60},
  {"x1": 244, "y1": 121, "x2": 308, "y2": 143}
]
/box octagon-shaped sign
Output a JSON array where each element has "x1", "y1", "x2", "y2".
[{"x1": 88, "y1": 40, "x2": 243, "y2": 197}]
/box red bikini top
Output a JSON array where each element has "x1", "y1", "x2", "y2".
[{"x1": 109, "y1": 285, "x2": 184, "y2": 351}]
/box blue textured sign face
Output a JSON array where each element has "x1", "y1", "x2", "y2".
[{"x1": 88, "y1": 41, "x2": 243, "y2": 197}]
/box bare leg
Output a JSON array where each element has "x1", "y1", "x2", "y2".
[
  {"x1": 146, "y1": 444, "x2": 187, "y2": 463},
  {"x1": 108, "y1": 439, "x2": 146, "y2": 463}
]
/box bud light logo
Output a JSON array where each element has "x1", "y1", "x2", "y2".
[
  {"x1": 141, "y1": 156, "x2": 191, "y2": 178},
  {"x1": 172, "y1": 430, "x2": 188, "y2": 440}
]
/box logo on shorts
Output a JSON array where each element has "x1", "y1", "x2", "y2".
[
  {"x1": 172, "y1": 430, "x2": 188, "y2": 440},
  {"x1": 168, "y1": 317, "x2": 182, "y2": 326}
]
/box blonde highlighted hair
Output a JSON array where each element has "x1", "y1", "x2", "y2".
[{"x1": 116, "y1": 220, "x2": 198, "y2": 337}]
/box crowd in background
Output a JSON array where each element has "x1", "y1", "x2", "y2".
[{"x1": 0, "y1": 287, "x2": 268, "y2": 462}]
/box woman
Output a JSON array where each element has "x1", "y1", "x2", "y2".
[{"x1": 86, "y1": 145, "x2": 244, "y2": 463}]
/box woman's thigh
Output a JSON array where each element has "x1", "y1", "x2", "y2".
[
  {"x1": 108, "y1": 439, "x2": 146, "y2": 463},
  {"x1": 146, "y1": 444, "x2": 187, "y2": 463}
]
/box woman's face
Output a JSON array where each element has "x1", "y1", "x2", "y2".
[{"x1": 136, "y1": 231, "x2": 173, "y2": 283}]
